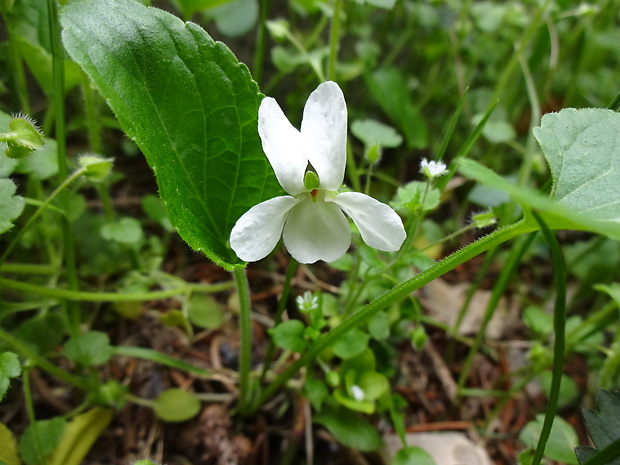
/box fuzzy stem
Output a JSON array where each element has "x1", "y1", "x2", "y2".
[
  {"x1": 256, "y1": 220, "x2": 533, "y2": 408},
  {"x1": 233, "y1": 267, "x2": 254, "y2": 414}
]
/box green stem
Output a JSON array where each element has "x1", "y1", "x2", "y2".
[
  {"x1": 0, "y1": 263, "x2": 58, "y2": 274},
  {"x1": 253, "y1": 0, "x2": 270, "y2": 84},
  {"x1": 0, "y1": 276, "x2": 233, "y2": 301},
  {"x1": 7, "y1": 27, "x2": 31, "y2": 114},
  {"x1": 327, "y1": 0, "x2": 342, "y2": 81},
  {"x1": 255, "y1": 220, "x2": 533, "y2": 409},
  {"x1": 49, "y1": 0, "x2": 81, "y2": 341},
  {"x1": 81, "y1": 70, "x2": 103, "y2": 153},
  {"x1": 233, "y1": 267, "x2": 253, "y2": 414},
  {"x1": 260, "y1": 258, "x2": 298, "y2": 383},
  {"x1": 530, "y1": 212, "x2": 567, "y2": 465},
  {"x1": 0, "y1": 167, "x2": 86, "y2": 266}
]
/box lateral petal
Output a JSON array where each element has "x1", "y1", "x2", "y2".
[
  {"x1": 258, "y1": 97, "x2": 307, "y2": 195},
  {"x1": 330, "y1": 192, "x2": 406, "y2": 251},
  {"x1": 283, "y1": 195, "x2": 351, "y2": 264},
  {"x1": 230, "y1": 196, "x2": 301, "y2": 262},
  {"x1": 300, "y1": 81, "x2": 347, "y2": 191}
]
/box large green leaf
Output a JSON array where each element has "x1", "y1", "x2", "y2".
[
  {"x1": 60, "y1": 0, "x2": 280, "y2": 269},
  {"x1": 534, "y1": 108, "x2": 620, "y2": 232},
  {"x1": 458, "y1": 108, "x2": 620, "y2": 240}
]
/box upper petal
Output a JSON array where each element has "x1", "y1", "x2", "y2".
[
  {"x1": 282, "y1": 194, "x2": 351, "y2": 264},
  {"x1": 300, "y1": 81, "x2": 347, "y2": 191},
  {"x1": 330, "y1": 192, "x2": 406, "y2": 252},
  {"x1": 230, "y1": 196, "x2": 301, "y2": 262},
  {"x1": 258, "y1": 97, "x2": 307, "y2": 195}
]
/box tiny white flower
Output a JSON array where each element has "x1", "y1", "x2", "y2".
[
  {"x1": 230, "y1": 82, "x2": 406, "y2": 264},
  {"x1": 420, "y1": 158, "x2": 448, "y2": 179},
  {"x1": 350, "y1": 384, "x2": 365, "y2": 401},
  {"x1": 296, "y1": 291, "x2": 319, "y2": 312}
]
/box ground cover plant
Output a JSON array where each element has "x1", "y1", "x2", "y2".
[{"x1": 1, "y1": 0, "x2": 620, "y2": 464}]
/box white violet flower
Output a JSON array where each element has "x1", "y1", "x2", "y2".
[
  {"x1": 420, "y1": 158, "x2": 448, "y2": 178},
  {"x1": 230, "y1": 82, "x2": 406, "y2": 264}
]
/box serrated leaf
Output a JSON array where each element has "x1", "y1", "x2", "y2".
[
  {"x1": 314, "y1": 406, "x2": 382, "y2": 452},
  {"x1": 153, "y1": 388, "x2": 200, "y2": 422},
  {"x1": 576, "y1": 389, "x2": 620, "y2": 465},
  {"x1": 0, "y1": 178, "x2": 24, "y2": 235},
  {"x1": 0, "y1": 352, "x2": 20, "y2": 378},
  {"x1": 0, "y1": 352, "x2": 21, "y2": 401},
  {"x1": 18, "y1": 418, "x2": 66, "y2": 465},
  {"x1": 583, "y1": 390, "x2": 620, "y2": 450},
  {"x1": 61, "y1": 0, "x2": 280, "y2": 270}
]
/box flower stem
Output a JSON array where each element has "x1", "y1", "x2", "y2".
[
  {"x1": 327, "y1": 0, "x2": 342, "y2": 81},
  {"x1": 233, "y1": 267, "x2": 254, "y2": 414},
  {"x1": 260, "y1": 258, "x2": 298, "y2": 383},
  {"x1": 530, "y1": 212, "x2": 567, "y2": 465},
  {"x1": 255, "y1": 220, "x2": 534, "y2": 409},
  {"x1": 253, "y1": 0, "x2": 270, "y2": 84}
]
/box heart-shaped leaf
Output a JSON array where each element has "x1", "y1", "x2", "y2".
[
  {"x1": 533, "y1": 108, "x2": 620, "y2": 238},
  {"x1": 458, "y1": 109, "x2": 620, "y2": 240},
  {"x1": 61, "y1": 0, "x2": 281, "y2": 269}
]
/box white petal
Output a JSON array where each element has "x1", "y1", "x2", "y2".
[
  {"x1": 300, "y1": 81, "x2": 347, "y2": 191},
  {"x1": 282, "y1": 195, "x2": 351, "y2": 264},
  {"x1": 258, "y1": 97, "x2": 307, "y2": 195},
  {"x1": 330, "y1": 192, "x2": 406, "y2": 252},
  {"x1": 230, "y1": 196, "x2": 301, "y2": 262}
]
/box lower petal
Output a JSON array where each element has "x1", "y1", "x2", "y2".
[
  {"x1": 283, "y1": 197, "x2": 351, "y2": 264},
  {"x1": 330, "y1": 192, "x2": 406, "y2": 251},
  {"x1": 230, "y1": 196, "x2": 301, "y2": 262}
]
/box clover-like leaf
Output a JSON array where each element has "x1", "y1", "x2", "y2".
[{"x1": 61, "y1": 0, "x2": 281, "y2": 270}]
